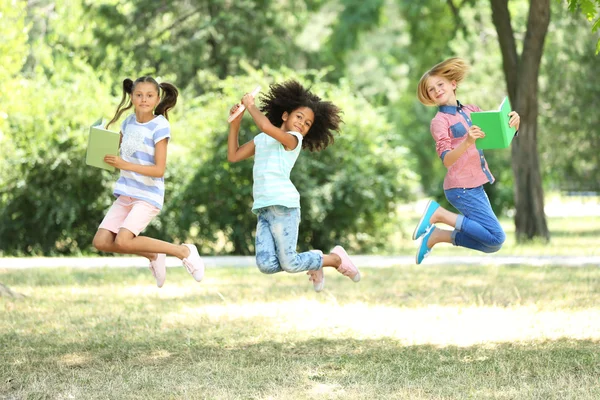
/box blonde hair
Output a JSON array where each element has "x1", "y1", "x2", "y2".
[{"x1": 417, "y1": 57, "x2": 470, "y2": 106}]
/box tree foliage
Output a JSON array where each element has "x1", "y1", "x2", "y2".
[
  {"x1": 566, "y1": 0, "x2": 600, "y2": 52},
  {"x1": 1, "y1": 0, "x2": 599, "y2": 255},
  {"x1": 86, "y1": 0, "x2": 317, "y2": 88},
  {"x1": 145, "y1": 67, "x2": 416, "y2": 255}
]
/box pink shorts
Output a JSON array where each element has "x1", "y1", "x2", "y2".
[{"x1": 98, "y1": 196, "x2": 160, "y2": 236}]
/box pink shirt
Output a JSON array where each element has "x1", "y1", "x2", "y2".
[{"x1": 430, "y1": 102, "x2": 495, "y2": 190}]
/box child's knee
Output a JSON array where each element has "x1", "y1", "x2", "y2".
[
  {"x1": 484, "y1": 228, "x2": 506, "y2": 250},
  {"x1": 256, "y1": 252, "x2": 279, "y2": 274},
  {"x1": 492, "y1": 230, "x2": 506, "y2": 248},
  {"x1": 280, "y1": 259, "x2": 301, "y2": 273},
  {"x1": 497, "y1": 230, "x2": 506, "y2": 245},
  {"x1": 92, "y1": 233, "x2": 111, "y2": 252},
  {"x1": 113, "y1": 235, "x2": 133, "y2": 253},
  {"x1": 481, "y1": 244, "x2": 503, "y2": 253}
]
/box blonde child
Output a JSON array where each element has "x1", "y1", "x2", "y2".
[{"x1": 414, "y1": 58, "x2": 520, "y2": 264}]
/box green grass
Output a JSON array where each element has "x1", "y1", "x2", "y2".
[{"x1": 2, "y1": 264, "x2": 600, "y2": 399}]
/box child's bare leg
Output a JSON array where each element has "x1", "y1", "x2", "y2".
[
  {"x1": 322, "y1": 253, "x2": 342, "y2": 269},
  {"x1": 93, "y1": 229, "x2": 157, "y2": 260},
  {"x1": 430, "y1": 207, "x2": 459, "y2": 228},
  {"x1": 113, "y1": 229, "x2": 190, "y2": 260},
  {"x1": 427, "y1": 227, "x2": 453, "y2": 249}
]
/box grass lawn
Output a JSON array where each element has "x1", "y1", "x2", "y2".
[{"x1": 2, "y1": 263, "x2": 600, "y2": 399}]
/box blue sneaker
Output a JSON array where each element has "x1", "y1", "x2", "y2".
[
  {"x1": 412, "y1": 200, "x2": 440, "y2": 240},
  {"x1": 416, "y1": 226, "x2": 435, "y2": 265}
]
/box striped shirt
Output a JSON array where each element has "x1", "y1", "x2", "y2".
[
  {"x1": 431, "y1": 101, "x2": 494, "y2": 190},
  {"x1": 113, "y1": 114, "x2": 171, "y2": 209},
  {"x1": 252, "y1": 131, "x2": 303, "y2": 213}
]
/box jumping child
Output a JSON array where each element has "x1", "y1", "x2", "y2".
[
  {"x1": 93, "y1": 76, "x2": 204, "y2": 287},
  {"x1": 414, "y1": 58, "x2": 520, "y2": 264},
  {"x1": 227, "y1": 80, "x2": 361, "y2": 292}
]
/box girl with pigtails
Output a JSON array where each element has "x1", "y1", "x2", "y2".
[{"x1": 93, "y1": 76, "x2": 204, "y2": 287}]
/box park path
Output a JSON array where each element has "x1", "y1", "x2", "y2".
[{"x1": 1, "y1": 255, "x2": 599, "y2": 269}]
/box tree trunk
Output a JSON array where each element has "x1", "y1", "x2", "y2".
[{"x1": 490, "y1": 0, "x2": 550, "y2": 241}]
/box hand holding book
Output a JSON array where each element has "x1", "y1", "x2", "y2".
[
  {"x1": 507, "y1": 111, "x2": 520, "y2": 131},
  {"x1": 103, "y1": 154, "x2": 126, "y2": 170},
  {"x1": 466, "y1": 125, "x2": 485, "y2": 146},
  {"x1": 471, "y1": 96, "x2": 518, "y2": 150}
]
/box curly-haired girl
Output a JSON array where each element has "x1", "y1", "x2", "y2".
[{"x1": 227, "y1": 80, "x2": 360, "y2": 292}]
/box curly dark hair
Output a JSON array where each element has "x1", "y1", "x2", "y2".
[{"x1": 259, "y1": 80, "x2": 343, "y2": 152}]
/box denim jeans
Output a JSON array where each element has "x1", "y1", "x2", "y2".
[
  {"x1": 255, "y1": 205, "x2": 322, "y2": 274},
  {"x1": 444, "y1": 186, "x2": 506, "y2": 253}
]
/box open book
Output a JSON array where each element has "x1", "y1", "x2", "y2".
[
  {"x1": 86, "y1": 119, "x2": 120, "y2": 171},
  {"x1": 471, "y1": 96, "x2": 517, "y2": 150}
]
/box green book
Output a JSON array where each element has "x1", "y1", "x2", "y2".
[
  {"x1": 86, "y1": 119, "x2": 120, "y2": 171},
  {"x1": 471, "y1": 96, "x2": 517, "y2": 150}
]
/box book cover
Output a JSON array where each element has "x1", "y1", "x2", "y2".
[
  {"x1": 85, "y1": 119, "x2": 120, "y2": 171},
  {"x1": 471, "y1": 96, "x2": 517, "y2": 150}
]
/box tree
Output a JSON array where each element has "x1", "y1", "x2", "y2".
[
  {"x1": 567, "y1": 0, "x2": 600, "y2": 53},
  {"x1": 0, "y1": 0, "x2": 117, "y2": 255},
  {"x1": 490, "y1": 0, "x2": 550, "y2": 241},
  {"x1": 539, "y1": 3, "x2": 600, "y2": 191},
  {"x1": 324, "y1": 0, "x2": 557, "y2": 241},
  {"x1": 88, "y1": 0, "x2": 318, "y2": 88},
  {"x1": 0, "y1": 0, "x2": 28, "y2": 294}
]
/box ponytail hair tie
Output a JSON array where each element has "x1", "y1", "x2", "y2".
[{"x1": 123, "y1": 78, "x2": 134, "y2": 94}]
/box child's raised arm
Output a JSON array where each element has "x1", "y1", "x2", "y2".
[
  {"x1": 227, "y1": 104, "x2": 256, "y2": 163},
  {"x1": 241, "y1": 94, "x2": 299, "y2": 151}
]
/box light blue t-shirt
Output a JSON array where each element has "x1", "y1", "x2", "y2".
[
  {"x1": 113, "y1": 114, "x2": 171, "y2": 209},
  {"x1": 252, "y1": 131, "x2": 303, "y2": 213}
]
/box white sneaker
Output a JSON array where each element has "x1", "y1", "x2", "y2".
[
  {"x1": 149, "y1": 254, "x2": 166, "y2": 288},
  {"x1": 307, "y1": 250, "x2": 324, "y2": 292},
  {"x1": 182, "y1": 244, "x2": 204, "y2": 282}
]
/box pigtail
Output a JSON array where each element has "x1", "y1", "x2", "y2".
[
  {"x1": 106, "y1": 78, "x2": 134, "y2": 129},
  {"x1": 155, "y1": 82, "x2": 179, "y2": 120}
]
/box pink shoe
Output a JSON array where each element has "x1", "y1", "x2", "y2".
[
  {"x1": 149, "y1": 254, "x2": 166, "y2": 288},
  {"x1": 330, "y1": 245, "x2": 360, "y2": 282},
  {"x1": 182, "y1": 244, "x2": 204, "y2": 282},
  {"x1": 306, "y1": 250, "x2": 324, "y2": 292}
]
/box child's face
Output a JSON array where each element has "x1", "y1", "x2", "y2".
[
  {"x1": 281, "y1": 106, "x2": 315, "y2": 136},
  {"x1": 131, "y1": 82, "x2": 161, "y2": 114},
  {"x1": 426, "y1": 76, "x2": 457, "y2": 106}
]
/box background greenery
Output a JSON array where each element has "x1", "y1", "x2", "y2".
[{"x1": 0, "y1": 0, "x2": 598, "y2": 255}]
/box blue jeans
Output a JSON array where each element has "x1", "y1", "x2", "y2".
[
  {"x1": 444, "y1": 186, "x2": 506, "y2": 253},
  {"x1": 255, "y1": 206, "x2": 322, "y2": 274}
]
